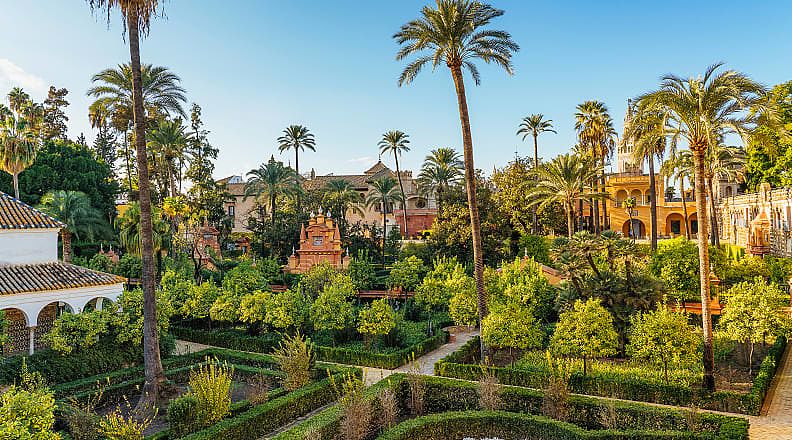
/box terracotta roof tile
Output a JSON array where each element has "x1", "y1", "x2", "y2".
[
  {"x1": 0, "y1": 191, "x2": 65, "y2": 230},
  {"x1": 0, "y1": 262, "x2": 125, "y2": 295}
]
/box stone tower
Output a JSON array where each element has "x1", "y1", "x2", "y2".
[{"x1": 617, "y1": 99, "x2": 643, "y2": 175}]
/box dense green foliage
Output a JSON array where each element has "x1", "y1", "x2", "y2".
[{"x1": 0, "y1": 139, "x2": 119, "y2": 218}]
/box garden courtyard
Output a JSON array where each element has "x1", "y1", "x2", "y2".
[{"x1": 2, "y1": 1, "x2": 792, "y2": 439}]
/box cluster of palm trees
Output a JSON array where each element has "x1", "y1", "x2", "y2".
[{"x1": 527, "y1": 63, "x2": 767, "y2": 392}]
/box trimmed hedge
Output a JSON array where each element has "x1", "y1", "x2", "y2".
[
  {"x1": 377, "y1": 411, "x2": 705, "y2": 440},
  {"x1": 0, "y1": 342, "x2": 143, "y2": 386},
  {"x1": 274, "y1": 374, "x2": 748, "y2": 440},
  {"x1": 172, "y1": 325, "x2": 449, "y2": 369},
  {"x1": 435, "y1": 336, "x2": 787, "y2": 415},
  {"x1": 176, "y1": 372, "x2": 353, "y2": 440}
]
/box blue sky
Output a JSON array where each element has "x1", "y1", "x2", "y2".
[{"x1": 1, "y1": 1, "x2": 790, "y2": 179}]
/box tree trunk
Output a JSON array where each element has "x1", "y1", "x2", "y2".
[
  {"x1": 583, "y1": 356, "x2": 588, "y2": 376},
  {"x1": 125, "y1": 127, "x2": 133, "y2": 195},
  {"x1": 382, "y1": 206, "x2": 387, "y2": 265},
  {"x1": 128, "y1": 10, "x2": 166, "y2": 411},
  {"x1": 680, "y1": 178, "x2": 691, "y2": 240},
  {"x1": 270, "y1": 194, "x2": 276, "y2": 225},
  {"x1": 449, "y1": 64, "x2": 488, "y2": 353},
  {"x1": 295, "y1": 149, "x2": 301, "y2": 212},
  {"x1": 691, "y1": 144, "x2": 716, "y2": 392},
  {"x1": 648, "y1": 154, "x2": 658, "y2": 251},
  {"x1": 394, "y1": 154, "x2": 409, "y2": 238},
  {"x1": 707, "y1": 179, "x2": 720, "y2": 247},
  {"x1": 601, "y1": 157, "x2": 609, "y2": 230},
  {"x1": 532, "y1": 133, "x2": 539, "y2": 234},
  {"x1": 62, "y1": 230, "x2": 72, "y2": 263},
  {"x1": 12, "y1": 173, "x2": 19, "y2": 200},
  {"x1": 593, "y1": 178, "x2": 601, "y2": 234},
  {"x1": 566, "y1": 203, "x2": 575, "y2": 238}
]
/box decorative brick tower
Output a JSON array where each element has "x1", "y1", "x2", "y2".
[{"x1": 287, "y1": 208, "x2": 349, "y2": 273}]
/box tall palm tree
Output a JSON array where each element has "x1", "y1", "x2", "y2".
[
  {"x1": 0, "y1": 114, "x2": 38, "y2": 199},
  {"x1": 277, "y1": 124, "x2": 315, "y2": 179},
  {"x1": 625, "y1": 102, "x2": 671, "y2": 250},
  {"x1": 147, "y1": 118, "x2": 189, "y2": 199},
  {"x1": 395, "y1": 0, "x2": 519, "y2": 334},
  {"x1": 322, "y1": 179, "x2": 364, "y2": 229},
  {"x1": 86, "y1": 0, "x2": 173, "y2": 408},
  {"x1": 527, "y1": 153, "x2": 602, "y2": 238},
  {"x1": 575, "y1": 101, "x2": 616, "y2": 233},
  {"x1": 640, "y1": 63, "x2": 765, "y2": 391},
  {"x1": 517, "y1": 114, "x2": 556, "y2": 233},
  {"x1": 244, "y1": 156, "x2": 302, "y2": 225},
  {"x1": 7, "y1": 88, "x2": 29, "y2": 115},
  {"x1": 365, "y1": 176, "x2": 404, "y2": 265},
  {"x1": 417, "y1": 147, "x2": 463, "y2": 212},
  {"x1": 38, "y1": 191, "x2": 109, "y2": 263},
  {"x1": 378, "y1": 130, "x2": 411, "y2": 234}
]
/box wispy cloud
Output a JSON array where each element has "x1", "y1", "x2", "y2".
[{"x1": 0, "y1": 59, "x2": 47, "y2": 97}]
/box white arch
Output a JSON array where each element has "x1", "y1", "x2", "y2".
[
  {"x1": 0, "y1": 284, "x2": 122, "y2": 326},
  {"x1": 0, "y1": 307, "x2": 30, "y2": 327}
]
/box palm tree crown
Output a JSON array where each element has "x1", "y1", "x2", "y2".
[
  {"x1": 244, "y1": 156, "x2": 302, "y2": 224},
  {"x1": 147, "y1": 118, "x2": 190, "y2": 199},
  {"x1": 277, "y1": 124, "x2": 315, "y2": 178},
  {"x1": 517, "y1": 114, "x2": 556, "y2": 165},
  {"x1": 366, "y1": 175, "x2": 404, "y2": 264},
  {"x1": 88, "y1": 63, "x2": 187, "y2": 129},
  {"x1": 322, "y1": 179, "x2": 364, "y2": 227},
  {"x1": 38, "y1": 190, "x2": 109, "y2": 263},
  {"x1": 417, "y1": 147, "x2": 463, "y2": 207},
  {"x1": 394, "y1": 0, "x2": 519, "y2": 86},
  {"x1": 528, "y1": 153, "x2": 602, "y2": 238}
]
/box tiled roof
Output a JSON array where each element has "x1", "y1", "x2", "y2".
[
  {"x1": 0, "y1": 191, "x2": 65, "y2": 230},
  {"x1": 0, "y1": 262, "x2": 125, "y2": 295},
  {"x1": 302, "y1": 174, "x2": 372, "y2": 191}
]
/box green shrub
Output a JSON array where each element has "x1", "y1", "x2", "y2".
[
  {"x1": 273, "y1": 333, "x2": 315, "y2": 391},
  {"x1": 167, "y1": 394, "x2": 199, "y2": 437},
  {"x1": 189, "y1": 360, "x2": 234, "y2": 428},
  {"x1": 0, "y1": 385, "x2": 60, "y2": 440}
]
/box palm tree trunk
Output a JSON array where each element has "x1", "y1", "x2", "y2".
[
  {"x1": 648, "y1": 154, "x2": 658, "y2": 251},
  {"x1": 680, "y1": 178, "x2": 691, "y2": 240},
  {"x1": 691, "y1": 145, "x2": 715, "y2": 392},
  {"x1": 532, "y1": 133, "x2": 539, "y2": 234},
  {"x1": 62, "y1": 230, "x2": 72, "y2": 263},
  {"x1": 450, "y1": 64, "x2": 488, "y2": 344},
  {"x1": 12, "y1": 173, "x2": 19, "y2": 199},
  {"x1": 601, "y1": 158, "x2": 609, "y2": 230},
  {"x1": 566, "y1": 202, "x2": 575, "y2": 238},
  {"x1": 707, "y1": 179, "x2": 720, "y2": 247},
  {"x1": 295, "y1": 149, "x2": 301, "y2": 212},
  {"x1": 382, "y1": 205, "x2": 387, "y2": 265},
  {"x1": 128, "y1": 9, "x2": 166, "y2": 410},
  {"x1": 593, "y1": 178, "x2": 600, "y2": 234},
  {"x1": 125, "y1": 127, "x2": 133, "y2": 195},
  {"x1": 394, "y1": 154, "x2": 408, "y2": 237},
  {"x1": 270, "y1": 194, "x2": 276, "y2": 225}
]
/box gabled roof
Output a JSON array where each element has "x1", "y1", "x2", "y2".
[
  {"x1": 364, "y1": 161, "x2": 389, "y2": 175},
  {"x1": 0, "y1": 191, "x2": 65, "y2": 230},
  {"x1": 0, "y1": 261, "x2": 125, "y2": 295}
]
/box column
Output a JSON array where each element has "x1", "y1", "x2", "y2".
[
  {"x1": 96, "y1": 298, "x2": 104, "y2": 311},
  {"x1": 28, "y1": 326, "x2": 35, "y2": 355}
]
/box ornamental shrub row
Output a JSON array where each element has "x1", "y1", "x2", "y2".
[
  {"x1": 435, "y1": 336, "x2": 785, "y2": 415},
  {"x1": 274, "y1": 374, "x2": 748, "y2": 440},
  {"x1": 377, "y1": 410, "x2": 705, "y2": 440},
  {"x1": 172, "y1": 325, "x2": 449, "y2": 369}
]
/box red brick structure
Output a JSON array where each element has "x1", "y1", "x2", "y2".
[
  {"x1": 393, "y1": 208, "x2": 437, "y2": 238},
  {"x1": 286, "y1": 210, "x2": 349, "y2": 273}
]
